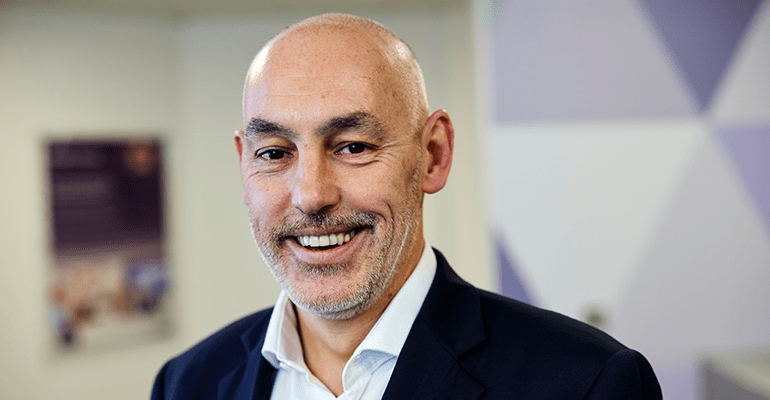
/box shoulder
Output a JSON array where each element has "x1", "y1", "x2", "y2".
[
  {"x1": 469, "y1": 290, "x2": 660, "y2": 398},
  {"x1": 429, "y1": 249, "x2": 660, "y2": 398},
  {"x1": 151, "y1": 308, "x2": 273, "y2": 399},
  {"x1": 432, "y1": 249, "x2": 624, "y2": 363},
  {"x1": 170, "y1": 308, "x2": 272, "y2": 369},
  {"x1": 478, "y1": 289, "x2": 624, "y2": 358}
]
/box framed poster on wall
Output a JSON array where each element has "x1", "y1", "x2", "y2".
[{"x1": 47, "y1": 138, "x2": 172, "y2": 354}]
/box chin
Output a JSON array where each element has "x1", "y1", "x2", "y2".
[
  {"x1": 286, "y1": 284, "x2": 376, "y2": 320},
  {"x1": 293, "y1": 296, "x2": 371, "y2": 320},
  {"x1": 281, "y1": 266, "x2": 389, "y2": 320}
]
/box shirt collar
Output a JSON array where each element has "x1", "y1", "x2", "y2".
[
  {"x1": 261, "y1": 240, "x2": 437, "y2": 370},
  {"x1": 261, "y1": 290, "x2": 305, "y2": 371},
  {"x1": 354, "y1": 241, "x2": 436, "y2": 358}
]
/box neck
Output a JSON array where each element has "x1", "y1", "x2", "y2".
[
  {"x1": 295, "y1": 238, "x2": 425, "y2": 396},
  {"x1": 295, "y1": 305, "x2": 380, "y2": 396}
]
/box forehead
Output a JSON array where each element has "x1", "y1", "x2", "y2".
[{"x1": 244, "y1": 27, "x2": 402, "y2": 129}]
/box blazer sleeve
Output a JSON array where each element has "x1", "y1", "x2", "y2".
[{"x1": 583, "y1": 349, "x2": 663, "y2": 400}]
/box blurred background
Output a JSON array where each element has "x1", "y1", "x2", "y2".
[{"x1": 0, "y1": 0, "x2": 767, "y2": 399}]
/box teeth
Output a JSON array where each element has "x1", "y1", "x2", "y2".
[{"x1": 298, "y1": 231, "x2": 356, "y2": 248}]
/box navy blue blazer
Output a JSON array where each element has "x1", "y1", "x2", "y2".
[{"x1": 152, "y1": 249, "x2": 662, "y2": 399}]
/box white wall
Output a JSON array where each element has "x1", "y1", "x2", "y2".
[
  {"x1": 0, "y1": 5, "x2": 488, "y2": 399},
  {"x1": 0, "y1": 8, "x2": 180, "y2": 400}
]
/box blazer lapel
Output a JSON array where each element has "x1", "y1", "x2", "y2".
[
  {"x1": 217, "y1": 310, "x2": 277, "y2": 400},
  {"x1": 382, "y1": 249, "x2": 487, "y2": 400},
  {"x1": 217, "y1": 349, "x2": 276, "y2": 400}
]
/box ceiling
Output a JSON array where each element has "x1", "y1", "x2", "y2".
[{"x1": 1, "y1": 0, "x2": 466, "y2": 15}]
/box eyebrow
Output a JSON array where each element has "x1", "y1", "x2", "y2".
[
  {"x1": 245, "y1": 119, "x2": 295, "y2": 140},
  {"x1": 245, "y1": 111, "x2": 387, "y2": 142},
  {"x1": 318, "y1": 112, "x2": 386, "y2": 140}
]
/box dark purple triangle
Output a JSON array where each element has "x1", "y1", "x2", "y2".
[
  {"x1": 495, "y1": 232, "x2": 536, "y2": 305},
  {"x1": 638, "y1": 0, "x2": 762, "y2": 111},
  {"x1": 716, "y1": 125, "x2": 770, "y2": 232}
]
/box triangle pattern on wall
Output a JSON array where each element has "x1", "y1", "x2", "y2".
[
  {"x1": 495, "y1": 231, "x2": 536, "y2": 305},
  {"x1": 638, "y1": 0, "x2": 763, "y2": 111},
  {"x1": 615, "y1": 134, "x2": 770, "y2": 365},
  {"x1": 711, "y1": 0, "x2": 770, "y2": 123},
  {"x1": 716, "y1": 125, "x2": 770, "y2": 233},
  {"x1": 492, "y1": 0, "x2": 695, "y2": 122}
]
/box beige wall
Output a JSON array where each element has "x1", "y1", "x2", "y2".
[{"x1": 0, "y1": 5, "x2": 489, "y2": 399}]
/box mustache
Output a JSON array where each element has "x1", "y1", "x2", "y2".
[{"x1": 269, "y1": 210, "x2": 378, "y2": 239}]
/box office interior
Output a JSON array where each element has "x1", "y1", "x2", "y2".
[{"x1": 1, "y1": 0, "x2": 768, "y2": 399}]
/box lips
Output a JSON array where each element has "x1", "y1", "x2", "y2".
[
  {"x1": 277, "y1": 212, "x2": 377, "y2": 256},
  {"x1": 296, "y1": 229, "x2": 357, "y2": 248}
]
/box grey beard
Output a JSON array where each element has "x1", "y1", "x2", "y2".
[{"x1": 249, "y1": 207, "x2": 414, "y2": 320}]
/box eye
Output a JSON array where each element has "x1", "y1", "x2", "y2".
[
  {"x1": 337, "y1": 142, "x2": 370, "y2": 155},
  {"x1": 257, "y1": 148, "x2": 291, "y2": 160}
]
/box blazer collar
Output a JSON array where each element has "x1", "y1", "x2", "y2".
[{"x1": 382, "y1": 249, "x2": 487, "y2": 400}]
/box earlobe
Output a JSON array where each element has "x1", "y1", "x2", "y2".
[{"x1": 422, "y1": 110, "x2": 454, "y2": 194}]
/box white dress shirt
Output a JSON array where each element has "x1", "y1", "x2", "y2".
[{"x1": 261, "y1": 241, "x2": 437, "y2": 399}]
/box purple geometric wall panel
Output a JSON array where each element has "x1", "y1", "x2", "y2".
[
  {"x1": 638, "y1": 0, "x2": 762, "y2": 111},
  {"x1": 716, "y1": 125, "x2": 770, "y2": 231},
  {"x1": 495, "y1": 232, "x2": 536, "y2": 305},
  {"x1": 490, "y1": 0, "x2": 696, "y2": 122}
]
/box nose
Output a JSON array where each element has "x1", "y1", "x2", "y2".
[{"x1": 290, "y1": 148, "x2": 340, "y2": 215}]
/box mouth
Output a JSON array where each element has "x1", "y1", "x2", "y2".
[{"x1": 294, "y1": 228, "x2": 360, "y2": 249}]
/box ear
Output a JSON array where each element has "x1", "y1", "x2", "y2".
[
  {"x1": 422, "y1": 110, "x2": 454, "y2": 194},
  {"x1": 235, "y1": 130, "x2": 245, "y2": 165},
  {"x1": 234, "y1": 130, "x2": 248, "y2": 204}
]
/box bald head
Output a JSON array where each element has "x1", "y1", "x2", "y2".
[{"x1": 243, "y1": 14, "x2": 429, "y2": 136}]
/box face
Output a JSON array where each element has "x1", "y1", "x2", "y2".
[{"x1": 236, "y1": 30, "x2": 428, "y2": 320}]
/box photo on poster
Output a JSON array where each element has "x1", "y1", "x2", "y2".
[{"x1": 47, "y1": 139, "x2": 172, "y2": 354}]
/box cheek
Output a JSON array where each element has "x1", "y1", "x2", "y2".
[
  {"x1": 244, "y1": 179, "x2": 287, "y2": 220},
  {"x1": 340, "y1": 165, "x2": 413, "y2": 213}
]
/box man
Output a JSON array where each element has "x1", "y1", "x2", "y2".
[{"x1": 152, "y1": 14, "x2": 661, "y2": 399}]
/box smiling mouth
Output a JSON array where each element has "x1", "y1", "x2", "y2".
[{"x1": 295, "y1": 229, "x2": 358, "y2": 249}]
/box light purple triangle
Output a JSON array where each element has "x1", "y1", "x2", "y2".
[
  {"x1": 716, "y1": 125, "x2": 770, "y2": 231},
  {"x1": 495, "y1": 232, "x2": 536, "y2": 305},
  {"x1": 639, "y1": 0, "x2": 762, "y2": 111}
]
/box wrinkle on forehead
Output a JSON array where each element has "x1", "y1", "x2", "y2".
[{"x1": 245, "y1": 71, "x2": 382, "y2": 129}]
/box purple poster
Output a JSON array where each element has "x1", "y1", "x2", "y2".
[{"x1": 47, "y1": 139, "x2": 172, "y2": 353}]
